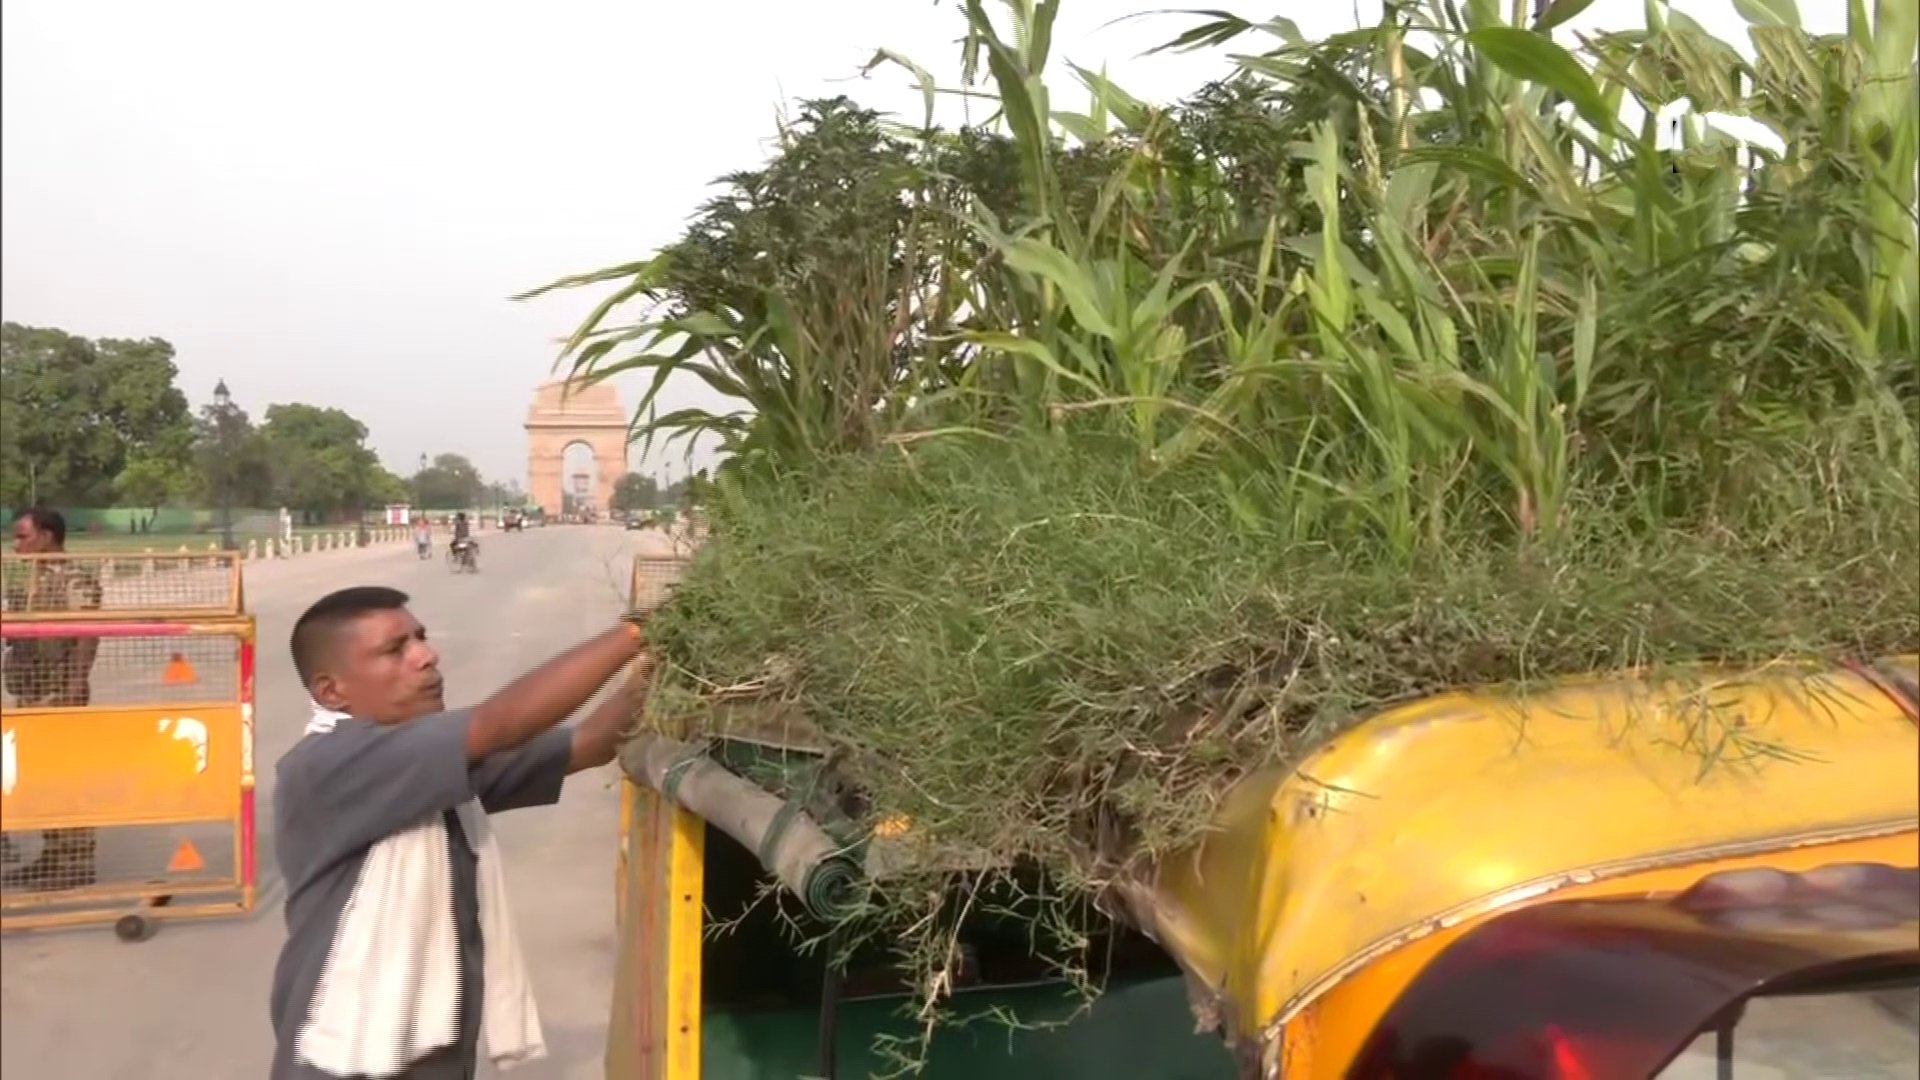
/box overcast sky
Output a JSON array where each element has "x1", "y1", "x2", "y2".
[{"x1": 1, "y1": 0, "x2": 1835, "y2": 486}]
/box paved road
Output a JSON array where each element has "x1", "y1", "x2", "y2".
[
  {"x1": 2, "y1": 525, "x2": 670, "y2": 1080},
  {"x1": 1659, "y1": 991, "x2": 1919, "y2": 1078}
]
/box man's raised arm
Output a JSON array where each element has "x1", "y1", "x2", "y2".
[
  {"x1": 567, "y1": 651, "x2": 655, "y2": 773},
  {"x1": 465, "y1": 621, "x2": 643, "y2": 762}
]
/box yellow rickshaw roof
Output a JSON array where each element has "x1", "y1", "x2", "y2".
[{"x1": 1142, "y1": 655, "x2": 1920, "y2": 1039}]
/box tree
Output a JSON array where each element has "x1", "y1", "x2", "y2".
[
  {"x1": 678, "y1": 469, "x2": 711, "y2": 507},
  {"x1": 410, "y1": 453, "x2": 485, "y2": 509},
  {"x1": 113, "y1": 455, "x2": 193, "y2": 524},
  {"x1": 257, "y1": 403, "x2": 387, "y2": 521},
  {"x1": 193, "y1": 388, "x2": 275, "y2": 510},
  {"x1": 484, "y1": 478, "x2": 527, "y2": 508},
  {"x1": 609, "y1": 472, "x2": 660, "y2": 513},
  {"x1": 1, "y1": 323, "x2": 195, "y2": 506},
  {"x1": 368, "y1": 467, "x2": 410, "y2": 506}
]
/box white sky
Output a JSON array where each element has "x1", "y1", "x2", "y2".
[{"x1": 0, "y1": 0, "x2": 1845, "y2": 485}]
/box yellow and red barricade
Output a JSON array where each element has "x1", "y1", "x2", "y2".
[{"x1": 0, "y1": 551, "x2": 256, "y2": 939}]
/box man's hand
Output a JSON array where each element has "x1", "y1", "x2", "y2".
[
  {"x1": 569, "y1": 651, "x2": 655, "y2": 774},
  {"x1": 467, "y1": 622, "x2": 645, "y2": 762}
]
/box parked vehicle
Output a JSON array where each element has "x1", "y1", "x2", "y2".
[{"x1": 608, "y1": 649, "x2": 1920, "y2": 1079}]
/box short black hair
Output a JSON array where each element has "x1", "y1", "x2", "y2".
[
  {"x1": 12, "y1": 505, "x2": 67, "y2": 545},
  {"x1": 290, "y1": 586, "x2": 410, "y2": 688}
]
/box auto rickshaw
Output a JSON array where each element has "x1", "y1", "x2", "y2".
[{"x1": 608, "y1": 645, "x2": 1920, "y2": 1079}]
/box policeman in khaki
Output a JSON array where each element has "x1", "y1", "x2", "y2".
[{"x1": 2, "y1": 506, "x2": 105, "y2": 889}]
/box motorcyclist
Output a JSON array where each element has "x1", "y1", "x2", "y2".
[{"x1": 450, "y1": 512, "x2": 476, "y2": 567}]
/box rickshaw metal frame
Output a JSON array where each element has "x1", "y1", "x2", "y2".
[{"x1": 610, "y1": 553, "x2": 703, "y2": 1080}]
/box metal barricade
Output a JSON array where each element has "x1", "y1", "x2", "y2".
[{"x1": 1, "y1": 552, "x2": 255, "y2": 940}]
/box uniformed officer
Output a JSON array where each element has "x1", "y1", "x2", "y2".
[{"x1": 2, "y1": 506, "x2": 104, "y2": 890}]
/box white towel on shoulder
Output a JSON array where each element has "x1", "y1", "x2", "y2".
[{"x1": 295, "y1": 703, "x2": 546, "y2": 1078}]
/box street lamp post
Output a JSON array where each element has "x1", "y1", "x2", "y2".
[{"x1": 214, "y1": 379, "x2": 236, "y2": 552}]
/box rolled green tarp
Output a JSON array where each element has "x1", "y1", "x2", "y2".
[{"x1": 621, "y1": 733, "x2": 866, "y2": 921}]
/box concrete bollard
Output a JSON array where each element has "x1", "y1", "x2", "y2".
[{"x1": 247, "y1": 539, "x2": 259, "y2": 560}]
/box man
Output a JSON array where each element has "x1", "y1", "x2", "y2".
[
  {"x1": 412, "y1": 515, "x2": 433, "y2": 559},
  {"x1": 270, "y1": 585, "x2": 651, "y2": 1079},
  {"x1": 448, "y1": 512, "x2": 478, "y2": 570},
  {"x1": 1, "y1": 506, "x2": 104, "y2": 889}
]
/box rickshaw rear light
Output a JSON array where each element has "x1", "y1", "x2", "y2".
[
  {"x1": 1443, "y1": 1026, "x2": 1597, "y2": 1080},
  {"x1": 1543, "y1": 1027, "x2": 1595, "y2": 1080}
]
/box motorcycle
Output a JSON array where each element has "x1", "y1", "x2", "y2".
[{"x1": 449, "y1": 537, "x2": 479, "y2": 574}]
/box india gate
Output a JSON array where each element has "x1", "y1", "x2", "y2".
[{"x1": 524, "y1": 377, "x2": 629, "y2": 517}]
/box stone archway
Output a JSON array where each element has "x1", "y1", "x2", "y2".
[{"x1": 525, "y1": 378, "x2": 629, "y2": 517}]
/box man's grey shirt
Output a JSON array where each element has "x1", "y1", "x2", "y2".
[{"x1": 269, "y1": 711, "x2": 572, "y2": 1080}]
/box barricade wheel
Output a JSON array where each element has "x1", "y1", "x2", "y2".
[{"x1": 114, "y1": 913, "x2": 157, "y2": 943}]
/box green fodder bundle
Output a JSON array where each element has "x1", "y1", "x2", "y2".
[
  {"x1": 533, "y1": 0, "x2": 1920, "y2": 1039},
  {"x1": 651, "y1": 433, "x2": 1918, "y2": 867}
]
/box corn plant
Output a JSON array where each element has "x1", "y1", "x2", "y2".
[{"x1": 526, "y1": 0, "x2": 1916, "y2": 545}]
